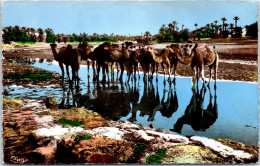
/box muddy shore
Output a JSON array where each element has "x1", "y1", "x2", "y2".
[{"x1": 2, "y1": 40, "x2": 259, "y2": 164}]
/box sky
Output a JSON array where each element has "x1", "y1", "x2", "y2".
[{"x1": 2, "y1": 0, "x2": 259, "y2": 36}]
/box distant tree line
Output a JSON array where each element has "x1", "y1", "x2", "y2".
[
  {"x1": 191, "y1": 16, "x2": 257, "y2": 39},
  {"x1": 2, "y1": 19, "x2": 258, "y2": 44},
  {"x1": 2, "y1": 25, "x2": 147, "y2": 44},
  {"x1": 245, "y1": 22, "x2": 258, "y2": 38}
]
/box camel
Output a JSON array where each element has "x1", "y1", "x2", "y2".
[
  {"x1": 190, "y1": 43, "x2": 219, "y2": 86},
  {"x1": 135, "y1": 46, "x2": 158, "y2": 82},
  {"x1": 146, "y1": 47, "x2": 172, "y2": 82},
  {"x1": 123, "y1": 44, "x2": 141, "y2": 82},
  {"x1": 159, "y1": 44, "x2": 193, "y2": 79},
  {"x1": 77, "y1": 42, "x2": 95, "y2": 78},
  {"x1": 102, "y1": 43, "x2": 130, "y2": 83},
  {"x1": 50, "y1": 44, "x2": 81, "y2": 85},
  {"x1": 160, "y1": 43, "x2": 218, "y2": 87}
]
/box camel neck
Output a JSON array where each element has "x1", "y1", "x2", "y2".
[{"x1": 50, "y1": 46, "x2": 59, "y2": 61}]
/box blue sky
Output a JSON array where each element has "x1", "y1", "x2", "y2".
[{"x1": 2, "y1": 1, "x2": 258, "y2": 36}]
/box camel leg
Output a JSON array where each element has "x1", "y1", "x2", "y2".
[
  {"x1": 101, "y1": 64, "x2": 107, "y2": 84},
  {"x1": 106, "y1": 63, "x2": 110, "y2": 84},
  {"x1": 201, "y1": 67, "x2": 205, "y2": 83},
  {"x1": 192, "y1": 67, "x2": 197, "y2": 88},
  {"x1": 116, "y1": 62, "x2": 119, "y2": 81},
  {"x1": 87, "y1": 61, "x2": 90, "y2": 78},
  {"x1": 214, "y1": 65, "x2": 217, "y2": 90},
  {"x1": 58, "y1": 62, "x2": 65, "y2": 83},
  {"x1": 96, "y1": 62, "x2": 101, "y2": 82},
  {"x1": 161, "y1": 63, "x2": 166, "y2": 85},
  {"x1": 167, "y1": 61, "x2": 171, "y2": 83},
  {"x1": 133, "y1": 64, "x2": 137, "y2": 81},
  {"x1": 119, "y1": 62, "x2": 124, "y2": 82},
  {"x1": 137, "y1": 63, "x2": 140, "y2": 79}
]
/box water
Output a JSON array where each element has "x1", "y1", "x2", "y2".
[{"x1": 3, "y1": 58, "x2": 259, "y2": 146}]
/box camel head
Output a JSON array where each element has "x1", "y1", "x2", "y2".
[
  {"x1": 146, "y1": 46, "x2": 154, "y2": 53},
  {"x1": 50, "y1": 43, "x2": 57, "y2": 49},
  {"x1": 180, "y1": 44, "x2": 193, "y2": 56}
]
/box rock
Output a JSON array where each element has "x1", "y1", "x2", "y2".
[
  {"x1": 33, "y1": 145, "x2": 55, "y2": 164},
  {"x1": 2, "y1": 98, "x2": 23, "y2": 110},
  {"x1": 3, "y1": 108, "x2": 37, "y2": 163},
  {"x1": 72, "y1": 137, "x2": 134, "y2": 163},
  {"x1": 161, "y1": 145, "x2": 224, "y2": 164},
  {"x1": 190, "y1": 136, "x2": 255, "y2": 163}
]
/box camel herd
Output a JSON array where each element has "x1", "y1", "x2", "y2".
[{"x1": 50, "y1": 41, "x2": 219, "y2": 87}]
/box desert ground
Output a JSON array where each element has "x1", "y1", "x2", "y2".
[{"x1": 2, "y1": 38, "x2": 259, "y2": 164}]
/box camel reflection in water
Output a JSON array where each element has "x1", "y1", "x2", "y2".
[
  {"x1": 59, "y1": 74, "x2": 217, "y2": 134},
  {"x1": 128, "y1": 79, "x2": 178, "y2": 122},
  {"x1": 172, "y1": 84, "x2": 218, "y2": 134}
]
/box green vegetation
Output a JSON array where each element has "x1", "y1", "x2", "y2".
[
  {"x1": 75, "y1": 135, "x2": 92, "y2": 141},
  {"x1": 134, "y1": 143, "x2": 148, "y2": 153},
  {"x1": 4, "y1": 71, "x2": 54, "y2": 81},
  {"x1": 156, "y1": 21, "x2": 189, "y2": 43},
  {"x1": 13, "y1": 41, "x2": 36, "y2": 44},
  {"x1": 58, "y1": 118, "x2": 84, "y2": 127},
  {"x1": 146, "y1": 149, "x2": 167, "y2": 164}
]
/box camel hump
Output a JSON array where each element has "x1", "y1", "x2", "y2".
[{"x1": 66, "y1": 44, "x2": 73, "y2": 50}]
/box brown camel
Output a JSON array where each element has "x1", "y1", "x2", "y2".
[
  {"x1": 103, "y1": 43, "x2": 130, "y2": 82},
  {"x1": 147, "y1": 47, "x2": 172, "y2": 81},
  {"x1": 77, "y1": 42, "x2": 95, "y2": 77},
  {"x1": 160, "y1": 43, "x2": 218, "y2": 86},
  {"x1": 123, "y1": 44, "x2": 140, "y2": 82},
  {"x1": 135, "y1": 46, "x2": 158, "y2": 82},
  {"x1": 159, "y1": 44, "x2": 193, "y2": 78},
  {"x1": 89, "y1": 42, "x2": 130, "y2": 83},
  {"x1": 50, "y1": 44, "x2": 81, "y2": 84},
  {"x1": 190, "y1": 43, "x2": 219, "y2": 85}
]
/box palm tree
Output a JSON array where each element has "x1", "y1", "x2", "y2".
[
  {"x1": 214, "y1": 20, "x2": 218, "y2": 34},
  {"x1": 233, "y1": 16, "x2": 239, "y2": 27},
  {"x1": 168, "y1": 23, "x2": 173, "y2": 32},
  {"x1": 194, "y1": 23, "x2": 198, "y2": 40},
  {"x1": 224, "y1": 23, "x2": 229, "y2": 31},
  {"x1": 144, "y1": 31, "x2": 151, "y2": 38},
  {"x1": 172, "y1": 21, "x2": 178, "y2": 31},
  {"x1": 182, "y1": 24, "x2": 184, "y2": 31},
  {"x1": 206, "y1": 24, "x2": 210, "y2": 37},
  {"x1": 221, "y1": 17, "x2": 227, "y2": 31},
  {"x1": 230, "y1": 23, "x2": 234, "y2": 31},
  {"x1": 194, "y1": 23, "x2": 198, "y2": 30}
]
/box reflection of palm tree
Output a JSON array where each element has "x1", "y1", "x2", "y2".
[
  {"x1": 171, "y1": 84, "x2": 218, "y2": 134},
  {"x1": 233, "y1": 16, "x2": 239, "y2": 27}
]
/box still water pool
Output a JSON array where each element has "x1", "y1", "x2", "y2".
[{"x1": 3, "y1": 58, "x2": 259, "y2": 146}]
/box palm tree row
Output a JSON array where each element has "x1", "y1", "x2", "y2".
[
  {"x1": 193, "y1": 16, "x2": 242, "y2": 39},
  {"x1": 2, "y1": 25, "x2": 155, "y2": 44},
  {"x1": 2, "y1": 25, "x2": 55, "y2": 44}
]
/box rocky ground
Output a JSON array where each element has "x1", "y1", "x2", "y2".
[
  {"x1": 2, "y1": 39, "x2": 259, "y2": 164},
  {"x1": 2, "y1": 98, "x2": 259, "y2": 164}
]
